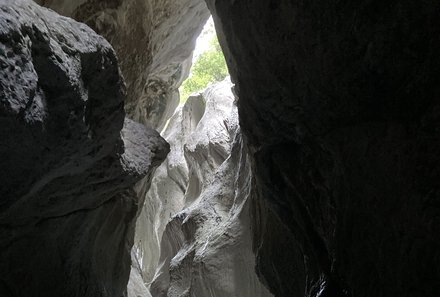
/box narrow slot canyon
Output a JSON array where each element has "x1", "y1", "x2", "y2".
[{"x1": 0, "y1": 1, "x2": 439, "y2": 297}]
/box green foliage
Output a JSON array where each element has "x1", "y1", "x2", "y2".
[{"x1": 180, "y1": 36, "x2": 228, "y2": 102}]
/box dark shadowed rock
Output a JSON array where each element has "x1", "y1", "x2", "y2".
[
  {"x1": 206, "y1": 1, "x2": 440, "y2": 296},
  {"x1": 36, "y1": 0, "x2": 210, "y2": 130},
  {"x1": 0, "y1": 1, "x2": 169, "y2": 296}
]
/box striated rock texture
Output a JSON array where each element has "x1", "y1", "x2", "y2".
[
  {"x1": 133, "y1": 94, "x2": 203, "y2": 286},
  {"x1": 133, "y1": 79, "x2": 271, "y2": 297},
  {"x1": 0, "y1": 1, "x2": 168, "y2": 296},
  {"x1": 206, "y1": 1, "x2": 440, "y2": 297},
  {"x1": 36, "y1": 0, "x2": 210, "y2": 130}
]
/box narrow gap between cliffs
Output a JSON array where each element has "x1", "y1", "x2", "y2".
[{"x1": 178, "y1": 16, "x2": 229, "y2": 104}]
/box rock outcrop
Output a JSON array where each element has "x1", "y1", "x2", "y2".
[
  {"x1": 0, "y1": 1, "x2": 168, "y2": 296},
  {"x1": 36, "y1": 0, "x2": 210, "y2": 130},
  {"x1": 206, "y1": 1, "x2": 440, "y2": 296}
]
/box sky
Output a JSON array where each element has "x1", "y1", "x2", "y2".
[{"x1": 192, "y1": 16, "x2": 215, "y2": 63}]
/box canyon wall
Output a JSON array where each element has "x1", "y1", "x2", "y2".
[
  {"x1": 136, "y1": 79, "x2": 271, "y2": 297},
  {"x1": 1, "y1": 0, "x2": 439, "y2": 296},
  {"x1": 37, "y1": 0, "x2": 210, "y2": 130},
  {"x1": 206, "y1": 1, "x2": 440, "y2": 296},
  {"x1": 0, "y1": 1, "x2": 168, "y2": 296}
]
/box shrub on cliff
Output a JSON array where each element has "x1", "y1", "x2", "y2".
[{"x1": 180, "y1": 36, "x2": 228, "y2": 102}]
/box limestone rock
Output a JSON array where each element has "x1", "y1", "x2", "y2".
[
  {"x1": 128, "y1": 248, "x2": 154, "y2": 297},
  {"x1": 36, "y1": 0, "x2": 210, "y2": 130},
  {"x1": 133, "y1": 95, "x2": 202, "y2": 286},
  {"x1": 137, "y1": 79, "x2": 272, "y2": 297},
  {"x1": 206, "y1": 1, "x2": 440, "y2": 296},
  {"x1": 0, "y1": 1, "x2": 169, "y2": 296}
]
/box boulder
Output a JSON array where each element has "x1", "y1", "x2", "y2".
[{"x1": 0, "y1": 1, "x2": 168, "y2": 296}]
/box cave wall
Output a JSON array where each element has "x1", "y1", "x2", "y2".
[
  {"x1": 0, "y1": 1, "x2": 169, "y2": 296},
  {"x1": 205, "y1": 1, "x2": 440, "y2": 296},
  {"x1": 37, "y1": 0, "x2": 210, "y2": 130}
]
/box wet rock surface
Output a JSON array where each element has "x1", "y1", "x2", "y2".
[
  {"x1": 36, "y1": 0, "x2": 210, "y2": 130},
  {"x1": 0, "y1": 1, "x2": 168, "y2": 296},
  {"x1": 206, "y1": 1, "x2": 440, "y2": 296}
]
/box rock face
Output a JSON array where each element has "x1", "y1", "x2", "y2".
[
  {"x1": 36, "y1": 0, "x2": 210, "y2": 130},
  {"x1": 2, "y1": 0, "x2": 439, "y2": 296},
  {"x1": 132, "y1": 79, "x2": 271, "y2": 297},
  {"x1": 133, "y1": 96, "x2": 200, "y2": 286},
  {"x1": 0, "y1": 1, "x2": 168, "y2": 296},
  {"x1": 206, "y1": 1, "x2": 440, "y2": 297}
]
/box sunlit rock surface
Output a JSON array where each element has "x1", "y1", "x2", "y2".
[
  {"x1": 133, "y1": 96, "x2": 202, "y2": 286},
  {"x1": 132, "y1": 79, "x2": 271, "y2": 297},
  {"x1": 37, "y1": 0, "x2": 210, "y2": 130},
  {"x1": 206, "y1": 1, "x2": 440, "y2": 296},
  {"x1": 0, "y1": 1, "x2": 168, "y2": 296}
]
